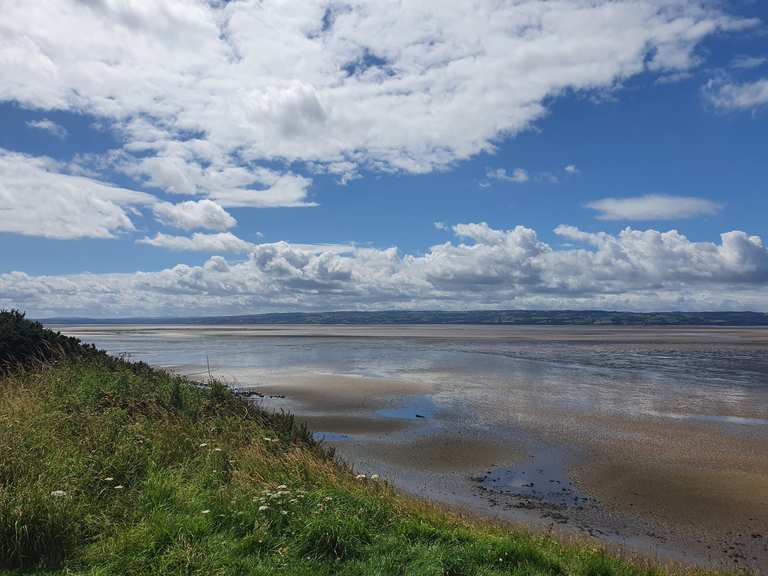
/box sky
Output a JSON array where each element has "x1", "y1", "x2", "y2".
[{"x1": 1, "y1": 0, "x2": 767, "y2": 318}]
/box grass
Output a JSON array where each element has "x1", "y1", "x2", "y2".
[{"x1": 0, "y1": 316, "x2": 716, "y2": 575}]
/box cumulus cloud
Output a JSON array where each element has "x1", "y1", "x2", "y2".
[
  {"x1": 587, "y1": 194, "x2": 721, "y2": 220},
  {"x1": 26, "y1": 119, "x2": 67, "y2": 139},
  {"x1": 0, "y1": 0, "x2": 751, "y2": 196},
  {"x1": 152, "y1": 200, "x2": 236, "y2": 231},
  {"x1": 704, "y1": 77, "x2": 768, "y2": 110},
  {"x1": 0, "y1": 149, "x2": 154, "y2": 239},
  {"x1": 4, "y1": 223, "x2": 767, "y2": 317},
  {"x1": 564, "y1": 164, "x2": 579, "y2": 174},
  {"x1": 119, "y1": 152, "x2": 315, "y2": 208}
]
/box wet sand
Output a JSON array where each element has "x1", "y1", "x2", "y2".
[
  {"x1": 248, "y1": 373, "x2": 432, "y2": 412},
  {"x1": 58, "y1": 324, "x2": 768, "y2": 571},
  {"x1": 348, "y1": 435, "x2": 522, "y2": 473},
  {"x1": 568, "y1": 414, "x2": 768, "y2": 566},
  {"x1": 245, "y1": 369, "x2": 768, "y2": 571}
]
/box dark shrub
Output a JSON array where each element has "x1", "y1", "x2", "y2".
[{"x1": 0, "y1": 310, "x2": 101, "y2": 374}]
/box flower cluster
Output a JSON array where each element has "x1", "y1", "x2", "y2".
[
  {"x1": 355, "y1": 473, "x2": 381, "y2": 482},
  {"x1": 252, "y1": 484, "x2": 307, "y2": 517}
]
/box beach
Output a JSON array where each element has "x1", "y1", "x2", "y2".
[{"x1": 58, "y1": 324, "x2": 768, "y2": 571}]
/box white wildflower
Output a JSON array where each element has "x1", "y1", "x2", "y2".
[
  {"x1": 50, "y1": 490, "x2": 67, "y2": 498},
  {"x1": 258, "y1": 505, "x2": 269, "y2": 512},
  {"x1": 199, "y1": 443, "x2": 208, "y2": 448},
  {"x1": 103, "y1": 477, "x2": 114, "y2": 482},
  {"x1": 201, "y1": 509, "x2": 211, "y2": 514},
  {"x1": 114, "y1": 485, "x2": 125, "y2": 490},
  {"x1": 213, "y1": 447, "x2": 223, "y2": 452},
  {"x1": 370, "y1": 474, "x2": 380, "y2": 481},
  {"x1": 276, "y1": 484, "x2": 288, "y2": 490},
  {"x1": 355, "y1": 474, "x2": 367, "y2": 480}
]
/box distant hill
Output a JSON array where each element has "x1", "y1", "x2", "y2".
[{"x1": 40, "y1": 309, "x2": 768, "y2": 326}]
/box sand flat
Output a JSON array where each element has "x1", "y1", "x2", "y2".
[
  {"x1": 567, "y1": 412, "x2": 768, "y2": 529},
  {"x1": 58, "y1": 323, "x2": 768, "y2": 344}
]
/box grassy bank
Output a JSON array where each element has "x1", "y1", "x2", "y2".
[{"x1": 0, "y1": 315, "x2": 697, "y2": 575}]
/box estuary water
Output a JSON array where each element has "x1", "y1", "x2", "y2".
[{"x1": 57, "y1": 324, "x2": 768, "y2": 571}]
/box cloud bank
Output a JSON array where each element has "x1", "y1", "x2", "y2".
[{"x1": 4, "y1": 223, "x2": 767, "y2": 317}]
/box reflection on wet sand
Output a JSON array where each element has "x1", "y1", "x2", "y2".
[{"x1": 295, "y1": 414, "x2": 411, "y2": 436}]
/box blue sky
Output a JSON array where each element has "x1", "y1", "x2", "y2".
[{"x1": 1, "y1": 0, "x2": 767, "y2": 317}]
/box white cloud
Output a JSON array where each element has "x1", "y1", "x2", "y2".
[
  {"x1": 434, "y1": 222, "x2": 448, "y2": 231},
  {"x1": 0, "y1": 149, "x2": 154, "y2": 239},
  {"x1": 486, "y1": 166, "x2": 563, "y2": 185},
  {"x1": 564, "y1": 164, "x2": 579, "y2": 174},
  {"x1": 730, "y1": 55, "x2": 766, "y2": 70},
  {"x1": 119, "y1": 151, "x2": 315, "y2": 208},
  {"x1": 152, "y1": 200, "x2": 236, "y2": 231},
  {"x1": 704, "y1": 77, "x2": 768, "y2": 110},
  {"x1": 587, "y1": 194, "x2": 721, "y2": 221},
  {"x1": 654, "y1": 71, "x2": 694, "y2": 85},
  {"x1": 4, "y1": 223, "x2": 767, "y2": 317},
  {"x1": 138, "y1": 232, "x2": 254, "y2": 252},
  {"x1": 26, "y1": 118, "x2": 67, "y2": 139},
  {"x1": 138, "y1": 232, "x2": 354, "y2": 255},
  {"x1": 209, "y1": 173, "x2": 315, "y2": 209},
  {"x1": 0, "y1": 0, "x2": 750, "y2": 197},
  {"x1": 487, "y1": 168, "x2": 529, "y2": 183}
]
